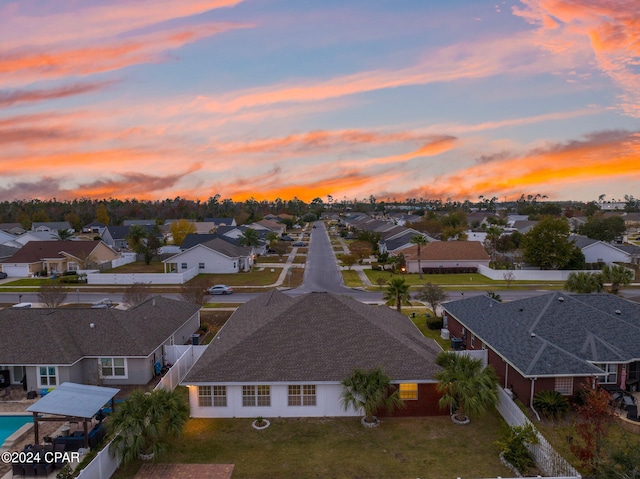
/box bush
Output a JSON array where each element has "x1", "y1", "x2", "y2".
[
  {"x1": 533, "y1": 390, "x2": 570, "y2": 420},
  {"x1": 426, "y1": 317, "x2": 443, "y2": 330},
  {"x1": 371, "y1": 262, "x2": 381, "y2": 271},
  {"x1": 59, "y1": 276, "x2": 79, "y2": 284},
  {"x1": 496, "y1": 423, "x2": 538, "y2": 475},
  {"x1": 62, "y1": 271, "x2": 78, "y2": 276}
]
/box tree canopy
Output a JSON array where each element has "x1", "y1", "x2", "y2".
[
  {"x1": 383, "y1": 277, "x2": 411, "y2": 312},
  {"x1": 521, "y1": 216, "x2": 583, "y2": 270}
]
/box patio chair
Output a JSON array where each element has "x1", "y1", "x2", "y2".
[{"x1": 34, "y1": 462, "x2": 53, "y2": 476}]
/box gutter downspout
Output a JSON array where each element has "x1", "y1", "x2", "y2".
[
  {"x1": 504, "y1": 362, "x2": 509, "y2": 389},
  {"x1": 530, "y1": 377, "x2": 540, "y2": 421}
]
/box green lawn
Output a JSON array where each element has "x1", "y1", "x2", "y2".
[
  {"x1": 112, "y1": 411, "x2": 512, "y2": 479},
  {"x1": 104, "y1": 261, "x2": 165, "y2": 273},
  {"x1": 341, "y1": 270, "x2": 362, "y2": 287},
  {"x1": 193, "y1": 269, "x2": 282, "y2": 286}
]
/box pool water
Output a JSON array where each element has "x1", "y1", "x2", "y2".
[{"x1": 0, "y1": 415, "x2": 33, "y2": 446}]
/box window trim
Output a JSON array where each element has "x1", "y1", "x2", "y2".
[
  {"x1": 198, "y1": 386, "x2": 212, "y2": 407},
  {"x1": 554, "y1": 377, "x2": 573, "y2": 395},
  {"x1": 593, "y1": 363, "x2": 617, "y2": 384},
  {"x1": 99, "y1": 357, "x2": 128, "y2": 379},
  {"x1": 242, "y1": 385, "x2": 271, "y2": 407},
  {"x1": 38, "y1": 366, "x2": 58, "y2": 388},
  {"x1": 288, "y1": 384, "x2": 317, "y2": 406}
]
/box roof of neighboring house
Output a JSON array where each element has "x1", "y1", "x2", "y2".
[
  {"x1": 123, "y1": 220, "x2": 158, "y2": 226},
  {"x1": 0, "y1": 240, "x2": 112, "y2": 264},
  {"x1": 570, "y1": 234, "x2": 599, "y2": 249},
  {"x1": 403, "y1": 241, "x2": 489, "y2": 261},
  {"x1": 252, "y1": 219, "x2": 284, "y2": 232},
  {"x1": 204, "y1": 218, "x2": 236, "y2": 225},
  {"x1": 382, "y1": 230, "x2": 427, "y2": 252},
  {"x1": 184, "y1": 291, "x2": 443, "y2": 384},
  {"x1": 0, "y1": 296, "x2": 201, "y2": 365},
  {"x1": 167, "y1": 237, "x2": 252, "y2": 260},
  {"x1": 0, "y1": 244, "x2": 20, "y2": 259},
  {"x1": 82, "y1": 221, "x2": 107, "y2": 229},
  {"x1": 0, "y1": 223, "x2": 25, "y2": 234},
  {"x1": 511, "y1": 220, "x2": 538, "y2": 233},
  {"x1": 614, "y1": 244, "x2": 640, "y2": 255},
  {"x1": 103, "y1": 225, "x2": 162, "y2": 240},
  {"x1": 443, "y1": 292, "x2": 640, "y2": 378}
]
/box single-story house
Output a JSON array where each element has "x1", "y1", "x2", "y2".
[
  {"x1": 442, "y1": 292, "x2": 640, "y2": 407},
  {"x1": 100, "y1": 225, "x2": 163, "y2": 250},
  {"x1": 0, "y1": 223, "x2": 26, "y2": 235},
  {"x1": 402, "y1": 241, "x2": 490, "y2": 274},
  {"x1": 250, "y1": 219, "x2": 286, "y2": 236},
  {"x1": 0, "y1": 297, "x2": 201, "y2": 392},
  {"x1": 204, "y1": 217, "x2": 237, "y2": 228},
  {"x1": 14, "y1": 231, "x2": 59, "y2": 245},
  {"x1": 182, "y1": 291, "x2": 445, "y2": 419},
  {"x1": 0, "y1": 240, "x2": 120, "y2": 277},
  {"x1": 571, "y1": 235, "x2": 640, "y2": 265},
  {"x1": 82, "y1": 221, "x2": 108, "y2": 235},
  {"x1": 31, "y1": 222, "x2": 74, "y2": 236},
  {"x1": 163, "y1": 237, "x2": 254, "y2": 274}
]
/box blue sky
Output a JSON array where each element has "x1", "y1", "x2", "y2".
[{"x1": 1, "y1": 0, "x2": 638, "y2": 203}]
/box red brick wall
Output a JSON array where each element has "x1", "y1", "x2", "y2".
[{"x1": 381, "y1": 383, "x2": 447, "y2": 417}]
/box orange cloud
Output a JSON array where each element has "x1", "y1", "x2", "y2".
[{"x1": 0, "y1": 82, "x2": 113, "y2": 108}]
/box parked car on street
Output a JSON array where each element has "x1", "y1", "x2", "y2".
[
  {"x1": 292, "y1": 241, "x2": 306, "y2": 247},
  {"x1": 282, "y1": 235, "x2": 294, "y2": 241},
  {"x1": 207, "y1": 284, "x2": 234, "y2": 295},
  {"x1": 0, "y1": 272, "x2": 7, "y2": 279}
]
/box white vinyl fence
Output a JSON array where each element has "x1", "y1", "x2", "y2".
[
  {"x1": 76, "y1": 344, "x2": 208, "y2": 478},
  {"x1": 478, "y1": 265, "x2": 596, "y2": 282},
  {"x1": 495, "y1": 387, "x2": 581, "y2": 478},
  {"x1": 86, "y1": 266, "x2": 198, "y2": 285}
]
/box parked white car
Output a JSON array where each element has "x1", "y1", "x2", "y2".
[{"x1": 207, "y1": 284, "x2": 234, "y2": 295}]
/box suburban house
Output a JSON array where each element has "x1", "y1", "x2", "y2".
[
  {"x1": 31, "y1": 221, "x2": 74, "y2": 236},
  {"x1": 442, "y1": 292, "x2": 640, "y2": 407},
  {"x1": 0, "y1": 240, "x2": 120, "y2": 277},
  {"x1": 0, "y1": 223, "x2": 26, "y2": 235},
  {"x1": 100, "y1": 225, "x2": 163, "y2": 250},
  {"x1": 82, "y1": 221, "x2": 108, "y2": 235},
  {"x1": 0, "y1": 297, "x2": 201, "y2": 391},
  {"x1": 163, "y1": 237, "x2": 254, "y2": 274},
  {"x1": 14, "y1": 231, "x2": 59, "y2": 245},
  {"x1": 250, "y1": 219, "x2": 286, "y2": 236},
  {"x1": 402, "y1": 241, "x2": 490, "y2": 274},
  {"x1": 570, "y1": 235, "x2": 640, "y2": 265},
  {"x1": 204, "y1": 217, "x2": 237, "y2": 228},
  {"x1": 182, "y1": 291, "x2": 445, "y2": 419},
  {"x1": 379, "y1": 228, "x2": 432, "y2": 254}
]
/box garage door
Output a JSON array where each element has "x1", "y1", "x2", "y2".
[{"x1": 2, "y1": 265, "x2": 30, "y2": 277}]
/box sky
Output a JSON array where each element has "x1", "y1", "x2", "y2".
[{"x1": 1, "y1": 0, "x2": 639, "y2": 204}]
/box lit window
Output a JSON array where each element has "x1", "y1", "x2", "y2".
[
  {"x1": 243, "y1": 385, "x2": 271, "y2": 407},
  {"x1": 288, "y1": 385, "x2": 317, "y2": 406},
  {"x1": 554, "y1": 377, "x2": 573, "y2": 395},
  {"x1": 399, "y1": 383, "x2": 418, "y2": 400},
  {"x1": 99, "y1": 358, "x2": 127, "y2": 378}
]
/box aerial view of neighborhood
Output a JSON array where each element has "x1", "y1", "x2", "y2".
[{"x1": 1, "y1": 1, "x2": 639, "y2": 478}]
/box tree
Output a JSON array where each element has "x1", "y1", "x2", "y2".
[
  {"x1": 415, "y1": 282, "x2": 446, "y2": 316},
  {"x1": 340, "y1": 253, "x2": 357, "y2": 270},
  {"x1": 486, "y1": 291, "x2": 502, "y2": 302},
  {"x1": 349, "y1": 240, "x2": 373, "y2": 262},
  {"x1": 95, "y1": 203, "x2": 110, "y2": 225},
  {"x1": 598, "y1": 442, "x2": 640, "y2": 478},
  {"x1": 38, "y1": 281, "x2": 68, "y2": 308},
  {"x1": 55, "y1": 228, "x2": 74, "y2": 240},
  {"x1": 139, "y1": 231, "x2": 162, "y2": 265},
  {"x1": 179, "y1": 277, "x2": 208, "y2": 306},
  {"x1": 564, "y1": 271, "x2": 604, "y2": 294},
  {"x1": 270, "y1": 240, "x2": 288, "y2": 258},
  {"x1": 434, "y1": 351, "x2": 499, "y2": 423},
  {"x1": 570, "y1": 382, "x2": 614, "y2": 473},
  {"x1": 340, "y1": 367, "x2": 404, "y2": 426},
  {"x1": 521, "y1": 216, "x2": 580, "y2": 269},
  {"x1": 409, "y1": 235, "x2": 428, "y2": 279},
  {"x1": 238, "y1": 227, "x2": 261, "y2": 247},
  {"x1": 169, "y1": 219, "x2": 197, "y2": 246},
  {"x1": 383, "y1": 277, "x2": 411, "y2": 312},
  {"x1": 579, "y1": 216, "x2": 626, "y2": 242},
  {"x1": 108, "y1": 388, "x2": 189, "y2": 464},
  {"x1": 484, "y1": 225, "x2": 503, "y2": 263},
  {"x1": 122, "y1": 283, "x2": 152, "y2": 308},
  {"x1": 503, "y1": 270, "x2": 516, "y2": 287},
  {"x1": 265, "y1": 231, "x2": 278, "y2": 246},
  {"x1": 600, "y1": 264, "x2": 634, "y2": 295},
  {"x1": 126, "y1": 225, "x2": 147, "y2": 251}
]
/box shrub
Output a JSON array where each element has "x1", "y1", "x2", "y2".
[
  {"x1": 426, "y1": 317, "x2": 443, "y2": 330},
  {"x1": 59, "y1": 276, "x2": 79, "y2": 284},
  {"x1": 371, "y1": 262, "x2": 381, "y2": 271},
  {"x1": 533, "y1": 390, "x2": 570, "y2": 420},
  {"x1": 496, "y1": 423, "x2": 539, "y2": 475}
]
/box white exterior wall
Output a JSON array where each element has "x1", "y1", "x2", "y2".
[
  {"x1": 188, "y1": 383, "x2": 360, "y2": 418},
  {"x1": 406, "y1": 259, "x2": 488, "y2": 273},
  {"x1": 582, "y1": 243, "x2": 630, "y2": 264},
  {"x1": 171, "y1": 246, "x2": 240, "y2": 274}
]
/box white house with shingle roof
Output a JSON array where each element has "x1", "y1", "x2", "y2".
[
  {"x1": 403, "y1": 241, "x2": 490, "y2": 274},
  {"x1": 182, "y1": 291, "x2": 445, "y2": 419},
  {"x1": 162, "y1": 237, "x2": 253, "y2": 274},
  {"x1": 0, "y1": 297, "x2": 201, "y2": 392}
]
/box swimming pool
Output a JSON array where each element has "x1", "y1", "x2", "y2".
[{"x1": 0, "y1": 415, "x2": 33, "y2": 447}]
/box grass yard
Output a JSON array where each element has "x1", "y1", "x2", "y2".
[
  {"x1": 341, "y1": 269, "x2": 362, "y2": 287},
  {"x1": 195, "y1": 269, "x2": 282, "y2": 286},
  {"x1": 105, "y1": 261, "x2": 165, "y2": 273},
  {"x1": 112, "y1": 410, "x2": 512, "y2": 479}
]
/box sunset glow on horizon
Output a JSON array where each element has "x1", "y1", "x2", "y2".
[{"x1": 1, "y1": 0, "x2": 639, "y2": 203}]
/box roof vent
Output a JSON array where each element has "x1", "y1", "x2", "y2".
[
  {"x1": 558, "y1": 297, "x2": 565, "y2": 302},
  {"x1": 530, "y1": 333, "x2": 536, "y2": 337},
  {"x1": 519, "y1": 308, "x2": 524, "y2": 312},
  {"x1": 615, "y1": 310, "x2": 621, "y2": 315},
  {"x1": 90, "y1": 323, "x2": 95, "y2": 328}
]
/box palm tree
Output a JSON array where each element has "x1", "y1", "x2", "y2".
[
  {"x1": 383, "y1": 277, "x2": 411, "y2": 312},
  {"x1": 564, "y1": 271, "x2": 604, "y2": 294},
  {"x1": 109, "y1": 388, "x2": 189, "y2": 464},
  {"x1": 484, "y1": 225, "x2": 503, "y2": 263},
  {"x1": 341, "y1": 367, "x2": 404, "y2": 425},
  {"x1": 238, "y1": 227, "x2": 261, "y2": 247},
  {"x1": 55, "y1": 228, "x2": 74, "y2": 240},
  {"x1": 600, "y1": 264, "x2": 634, "y2": 295},
  {"x1": 435, "y1": 351, "x2": 499, "y2": 424},
  {"x1": 410, "y1": 235, "x2": 428, "y2": 279}
]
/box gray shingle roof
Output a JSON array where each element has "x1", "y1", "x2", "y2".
[
  {"x1": 443, "y1": 292, "x2": 640, "y2": 378},
  {"x1": 0, "y1": 297, "x2": 201, "y2": 364},
  {"x1": 184, "y1": 291, "x2": 442, "y2": 384}
]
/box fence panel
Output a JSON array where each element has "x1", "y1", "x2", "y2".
[{"x1": 76, "y1": 438, "x2": 121, "y2": 479}]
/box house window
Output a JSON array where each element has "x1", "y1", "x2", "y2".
[
  {"x1": 554, "y1": 377, "x2": 573, "y2": 395},
  {"x1": 399, "y1": 383, "x2": 418, "y2": 400},
  {"x1": 242, "y1": 385, "x2": 271, "y2": 407},
  {"x1": 213, "y1": 386, "x2": 227, "y2": 407},
  {"x1": 461, "y1": 327, "x2": 466, "y2": 339},
  {"x1": 594, "y1": 363, "x2": 617, "y2": 384},
  {"x1": 67, "y1": 262, "x2": 78, "y2": 271},
  {"x1": 99, "y1": 358, "x2": 127, "y2": 378},
  {"x1": 198, "y1": 386, "x2": 212, "y2": 407},
  {"x1": 470, "y1": 334, "x2": 475, "y2": 348},
  {"x1": 38, "y1": 366, "x2": 57, "y2": 387},
  {"x1": 288, "y1": 385, "x2": 317, "y2": 406},
  {"x1": 181, "y1": 262, "x2": 188, "y2": 269},
  {"x1": 199, "y1": 262, "x2": 205, "y2": 269}
]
